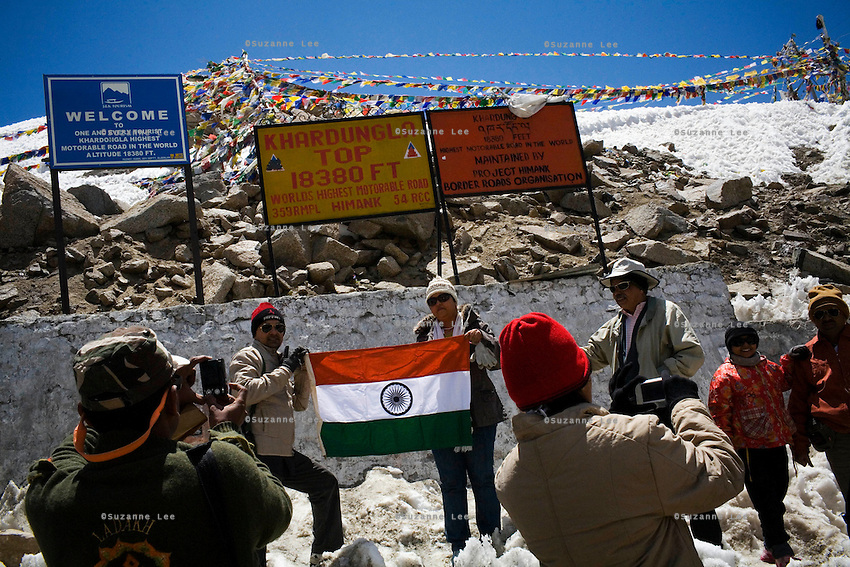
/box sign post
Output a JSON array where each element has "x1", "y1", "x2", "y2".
[{"x1": 44, "y1": 74, "x2": 198, "y2": 312}]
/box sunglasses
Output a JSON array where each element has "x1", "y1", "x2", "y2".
[
  {"x1": 608, "y1": 281, "x2": 631, "y2": 293},
  {"x1": 260, "y1": 323, "x2": 286, "y2": 334},
  {"x1": 427, "y1": 293, "x2": 454, "y2": 307},
  {"x1": 729, "y1": 336, "x2": 758, "y2": 348},
  {"x1": 813, "y1": 308, "x2": 841, "y2": 321}
]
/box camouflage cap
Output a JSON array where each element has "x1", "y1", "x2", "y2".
[{"x1": 74, "y1": 326, "x2": 175, "y2": 412}]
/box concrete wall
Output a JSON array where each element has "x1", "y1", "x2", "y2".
[{"x1": 0, "y1": 262, "x2": 816, "y2": 487}]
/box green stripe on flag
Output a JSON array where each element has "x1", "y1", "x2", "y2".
[{"x1": 320, "y1": 410, "x2": 473, "y2": 457}]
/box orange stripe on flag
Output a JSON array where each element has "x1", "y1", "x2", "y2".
[{"x1": 309, "y1": 335, "x2": 469, "y2": 386}]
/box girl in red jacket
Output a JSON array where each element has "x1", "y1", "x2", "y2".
[{"x1": 709, "y1": 324, "x2": 795, "y2": 567}]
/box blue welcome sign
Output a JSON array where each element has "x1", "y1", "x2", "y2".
[{"x1": 44, "y1": 74, "x2": 190, "y2": 169}]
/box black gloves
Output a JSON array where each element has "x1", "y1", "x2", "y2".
[
  {"x1": 663, "y1": 375, "x2": 700, "y2": 408},
  {"x1": 654, "y1": 375, "x2": 700, "y2": 428},
  {"x1": 788, "y1": 344, "x2": 812, "y2": 361},
  {"x1": 610, "y1": 375, "x2": 657, "y2": 416},
  {"x1": 608, "y1": 364, "x2": 700, "y2": 428},
  {"x1": 609, "y1": 363, "x2": 659, "y2": 416},
  {"x1": 281, "y1": 346, "x2": 309, "y2": 372}
]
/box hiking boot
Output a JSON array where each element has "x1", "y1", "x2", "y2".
[{"x1": 309, "y1": 553, "x2": 324, "y2": 566}]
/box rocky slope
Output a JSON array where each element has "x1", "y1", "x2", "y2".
[{"x1": 1, "y1": 139, "x2": 848, "y2": 321}]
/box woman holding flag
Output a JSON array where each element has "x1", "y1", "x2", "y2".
[{"x1": 414, "y1": 277, "x2": 506, "y2": 562}]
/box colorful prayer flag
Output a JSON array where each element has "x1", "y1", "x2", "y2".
[{"x1": 306, "y1": 336, "x2": 472, "y2": 457}]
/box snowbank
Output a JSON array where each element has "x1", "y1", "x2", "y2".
[
  {"x1": 576, "y1": 100, "x2": 850, "y2": 186},
  {"x1": 732, "y1": 272, "x2": 820, "y2": 322}
]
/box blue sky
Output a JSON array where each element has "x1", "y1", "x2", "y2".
[{"x1": 2, "y1": 0, "x2": 848, "y2": 127}]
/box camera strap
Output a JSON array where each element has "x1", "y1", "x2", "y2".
[
  {"x1": 187, "y1": 441, "x2": 244, "y2": 566},
  {"x1": 615, "y1": 308, "x2": 646, "y2": 389}
]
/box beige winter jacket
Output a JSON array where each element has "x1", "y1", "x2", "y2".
[
  {"x1": 582, "y1": 296, "x2": 705, "y2": 378},
  {"x1": 495, "y1": 398, "x2": 744, "y2": 567},
  {"x1": 229, "y1": 340, "x2": 310, "y2": 457}
]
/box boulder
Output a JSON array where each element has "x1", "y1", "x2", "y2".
[
  {"x1": 371, "y1": 212, "x2": 434, "y2": 241},
  {"x1": 385, "y1": 243, "x2": 410, "y2": 266},
  {"x1": 376, "y1": 256, "x2": 402, "y2": 278},
  {"x1": 347, "y1": 219, "x2": 383, "y2": 239},
  {"x1": 0, "y1": 529, "x2": 40, "y2": 566},
  {"x1": 203, "y1": 262, "x2": 236, "y2": 303},
  {"x1": 426, "y1": 258, "x2": 483, "y2": 285},
  {"x1": 705, "y1": 177, "x2": 753, "y2": 210},
  {"x1": 307, "y1": 261, "x2": 336, "y2": 284},
  {"x1": 493, "y1": 257, "x2": 520, "y2": 281},
  {"x1": 189, "y1": 170, "x2": 227, "y2": 203},
  {"x1": 793, "y1": 248, "x2": 850, "y2": 285},
  {"x1": 0, "y1": 164, "x2": 100, "y2": 248},
  {"x1": 716, "y1": 208, "x2": 754, "y2": 230},
  {"x1": 623, "y1": 204, "x2": 690, "y2": 239},
  {"x1": 626, "y1": 240, "x2": 700, "y2": 265},
  {"x1": 221, "y1": 188, "x2": 250, "y2": 211},
  {"x1": 560, "y1": 191, "x2": 612, "y2": 218},
  {"x1": 582, "y1": 139, "x2": 604, "y2": 157},
  {"x1": 452, "y1": 228, "x2": 473, "y2": 255},
  {"x1": 260, "y1": 227, "x2": 311, "y2": 268},
  {"x1": 518, "y1": 225, "x2": 582, "y2": 254},
  {"x1": 602, "y1": 230, "x2": 631, "y2": 251},
  {"x1": 224, "y1": 240, "x2": 261, "y2": 268},
  {"x1": 68, "y1": 184, "x2": 123, "y2": 216},
  {"x1": 313, "y1": 236, "x2": 358, "y2": 268},
  {"x1": 102, "y1": 193, "x2": 201, "y2": 235}
]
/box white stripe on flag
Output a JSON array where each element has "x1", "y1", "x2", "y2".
[{"x1": 315, "y1": 370, "x2": 470, "y2": 423}]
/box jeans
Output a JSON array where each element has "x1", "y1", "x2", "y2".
[
  {"x1": 432, "y1": 424, "x2": 501, "y2": 552},
  {"x1": 260, "y1": 451, "x2": 344, "y2": 554}
]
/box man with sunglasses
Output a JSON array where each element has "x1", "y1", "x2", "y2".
[
  {"x1": 26, "y1": 326, "x2": 293, "y2": 567},
  {"x1": 783, "y1": 284, "x2": 850, "y2": 534},
  {"x1": 230, "y1": 302, "x2": 343, "y2": 566},
  {"x1": 582, "y1": 258, "x2": 705, "y2": 396}
]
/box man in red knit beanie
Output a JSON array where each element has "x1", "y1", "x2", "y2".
[
  {"x1": 231, "y1": 302, "x2": 343, "y2": 566},
  {"x1": 495, "y1": 313, "x2": 744, "y2": 567}
]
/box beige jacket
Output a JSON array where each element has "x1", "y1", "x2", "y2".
[
  {"x1": 495, "y1": 398, "x2": 744, "y2": 567},
  {"x1": 229, "y1": 340, "x2": 310, "y2": 457},
  {"x1": 583, "y1": 296, "x2": 705, "y2": 378}
]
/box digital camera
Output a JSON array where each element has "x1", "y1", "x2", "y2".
[
  {"x1": 635, "y1": 377, "x2": 667, "y2": 407},
  {"x1": 199, "y1": 358, "x2": 228, "y2": 397}
]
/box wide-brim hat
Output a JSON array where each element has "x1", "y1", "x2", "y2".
[{"x1": 598, "y1": 258, "x2": 660, "y2": 290}]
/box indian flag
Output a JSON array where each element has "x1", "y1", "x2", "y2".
[{"x1": 306, "y1": 336, "x2": 472, "y2": 457}]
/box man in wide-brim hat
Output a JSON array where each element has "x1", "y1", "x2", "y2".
[{"x1": 583, "y1": 257, "x2": 705, "y2": 394}]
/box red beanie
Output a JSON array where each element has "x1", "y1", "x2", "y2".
[
  {"x1": 251, "y1": 302, "x2": 284, "y2": 336},
  {"x1": 499, "y1": 313, "x2": 590, "y2": 411}
]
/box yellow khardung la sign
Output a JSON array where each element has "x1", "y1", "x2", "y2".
[{"x1": 255, "y1": 113, "x2": 436, "y2": 226}]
